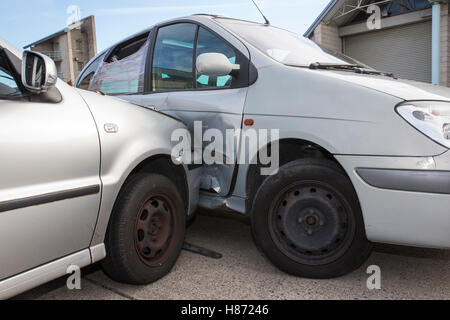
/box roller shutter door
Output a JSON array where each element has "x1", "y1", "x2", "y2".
[{"x1": 343, "y1": 21, "x2": 432, "y2": 83}]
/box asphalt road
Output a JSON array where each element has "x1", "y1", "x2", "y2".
[{"x1": 16, "y1": 212, "x2": 450, "y2": 300}]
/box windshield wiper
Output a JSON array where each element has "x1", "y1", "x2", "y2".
[
  {"x1": 309, "y1": 62, "x2": 363, "y2": 70},
  {"x1": 309, "y1": 62, "x2": 396, "y2": 78},
  {"x1": 354, "y1": 67, "x2": 396, "y2": 79}
]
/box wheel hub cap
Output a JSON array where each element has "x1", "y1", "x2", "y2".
[
  {"x1": 135, "y1": 197, "x2": 174, "y2": 267},
  {"x1": 270, "y1": 183, "x2": 353, "y2": 265}
]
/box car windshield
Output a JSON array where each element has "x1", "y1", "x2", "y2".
[
  {"x1": 216, "y1": 18, "x2": 366, "y2": 68},
  {"x1": 0, "y1": 54, "x2": 21, "y2": 97}
]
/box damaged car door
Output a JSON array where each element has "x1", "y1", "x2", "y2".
[{"x1": 149, "y1": 22, "x2": 250, "y2": 197}]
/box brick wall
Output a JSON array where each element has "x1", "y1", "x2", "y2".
[{"x1": 310, "y1": 23, "x2": 341, "y2": 52}]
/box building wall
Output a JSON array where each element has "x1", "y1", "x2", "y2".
[
  {"x1": 28, "y1": 16, "x2": 97, "y2": 83},
  {"x1": 309, "y1": 5, "x2": 450, "y2": 87},
  {"x1": 310, "y1": 23, "x2": 342, "y2": 52},
  {"x1": 32, "y1": 42, "x2": 52, "y2": 54},
  {"x1": 61, "y1": 33, "x2": 73, "y2": 82},
  {"x1": 68, "y1": 16, "x2": 97, "y2": 80}
]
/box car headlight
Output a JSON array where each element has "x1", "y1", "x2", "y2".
[{"x1": 396, "y1": 101, "x2": 450, "y2": 148}]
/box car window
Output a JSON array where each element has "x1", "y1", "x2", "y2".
[
  {"x1": 152, "y1": 23, "x2": 197, "y2": 91},
  {"x1": 88, "y1": 34, "x2": 149, "y2": 95},
  {"x1": 216, "y1": 18, "x2": 363, "y2": 67},
  {"x1": 77, "y1": 52, "x2": 106, "y2": 90},
  {"x1": 196, "y1": 27, "x2": 236, "y2": 88},
  {"x1": 0, "y1": 54, "x2": 21, "y2": 98}
]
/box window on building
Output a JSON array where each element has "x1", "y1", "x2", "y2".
[
  {"x1": 56, "y1": 62, "x2": 63, "y2": 79},
  {"x1": 152, "y1": 23, "x2": 197, "y2": 91},
  {"x1": 405, "y1": 0, "x2": 431, "y2": 11},
  {"x1": 54, "y1": 42, "x2": 61, "y2": 60},
  {"x1": 0, "y1": 53, "x2": 21, "y2": 98},
  {"x1": 76, "y1": 39, "x2": 82, "y2": 51},
  {"x1": 195, "y1": 27, "x2": 236, "y2": 89},
  {"x1": 88, "y1": 33, "x2": 149, "y2": 95}
]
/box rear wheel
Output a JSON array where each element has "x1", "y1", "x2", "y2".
[
  {"x1": 102, "y1": 173, "x2": 186, "y2": 285},
  {"x1": 251, "y1": 158, "x2": 371, "y2": 278}
]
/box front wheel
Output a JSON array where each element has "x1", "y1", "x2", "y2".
[
  {"x1": 102, "y1": 173, "x2": 186, "y2": 285},
  {"x1": 251, "y1": 158, "x2": 371, "y2": 279}
]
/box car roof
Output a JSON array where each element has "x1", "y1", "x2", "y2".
[
  {"x1": 0, "y1": 36, "x2": 22, "y2": 59},
  {"x1": 106, "y1": 14, "x2": 264, "y2": 51}
]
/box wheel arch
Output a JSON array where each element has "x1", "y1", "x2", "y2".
[
  {"x1": 122, "y1": 154, "x2": 189, "y2": 214},
  {"x1": 245, "y1": 138, "x2": 351, "y2": 215}
]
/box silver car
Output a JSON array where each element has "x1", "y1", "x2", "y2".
[
  {"x1": 0, "y1": 37, "x2": 200, "y2": 299},
  {"x1": 77, "y1": 15, "x2": 450, "y2": 279}
]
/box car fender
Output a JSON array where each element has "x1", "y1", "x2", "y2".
[{"x1": 76, "y1": 89, "x2": 189, "y2": 247}]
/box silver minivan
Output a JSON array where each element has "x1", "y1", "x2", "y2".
[
  {"x1": 77, "y1": 15, "x2": 450, "y2": 279},
  {"x1": 0, "y1": 37, "x2": 200, "y2": 299}
]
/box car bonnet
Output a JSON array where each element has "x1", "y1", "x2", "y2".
[{"x1": 320, "y1": 69, "x2": 450, "y2": 102}]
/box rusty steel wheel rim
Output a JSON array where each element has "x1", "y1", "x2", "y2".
[{"x1": 135, "y1": 195, "x2": 177, "y2": 267}]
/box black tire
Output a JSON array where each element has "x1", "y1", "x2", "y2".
[
  {"x1": 102, "y1": 173, "x2": 186, "y2": 285},
  {"x1": 251, "y1": 158, "x2": 372, "y2": 279}
]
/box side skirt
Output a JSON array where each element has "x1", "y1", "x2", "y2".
[{"x1": 0, "y1": 244, "x2": 106, "y2": 300}]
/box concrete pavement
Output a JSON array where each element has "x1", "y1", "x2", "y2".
[{"x1": 16, "y1": 212, "x2": 450, "y2": 300}]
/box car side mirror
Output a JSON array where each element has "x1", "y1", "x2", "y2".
[
  {"x1": 196, "y1": 53, "x2": 240, "y2": 77},
  {"x1": 22, "y1": 50, "x2": 57, "y2": 93}
]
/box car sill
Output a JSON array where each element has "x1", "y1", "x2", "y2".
[{"x1": 0, "y1": 249, "x2": 92, "y2": 300}]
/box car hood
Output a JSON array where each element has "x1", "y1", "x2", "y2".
[{"x1": 319, "y1": 70, "x2": 450, "y2": 102}]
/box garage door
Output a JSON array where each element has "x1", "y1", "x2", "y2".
[{"x1": 343, "y1": 21, "x2": 432, "y2": 83}]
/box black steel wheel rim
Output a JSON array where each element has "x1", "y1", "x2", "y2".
[
  {"x1": 135, "y1": 194, "x2": 177, "y2": 267},
  {"x1": 269, "y1": 181, "x2": 356, "y2": 265}
]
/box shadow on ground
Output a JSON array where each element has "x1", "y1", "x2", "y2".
[{"x1": 15, "y1": 211, "x2": 450, "y2": 300}]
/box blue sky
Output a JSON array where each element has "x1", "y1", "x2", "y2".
[{"x1": 1, "y1": 0, "x2": 330, "y2": 52}]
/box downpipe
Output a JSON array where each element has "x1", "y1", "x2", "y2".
[{"x1": 430, "y1": 0, "x2": 446, "y2": 85}]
